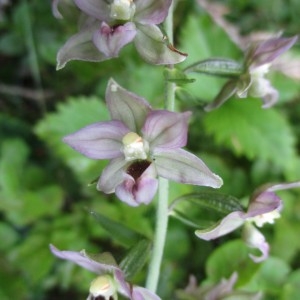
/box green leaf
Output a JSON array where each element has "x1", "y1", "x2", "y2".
[
  {"x1": 206, "y1": 240, "x2": 260, "y2": 284},
  {"x1": 281, "y1": 270, "x2": 300, "y2": 300},
  {"x1": 84, "y1": 251, "x2": 118, "y2": 268},
  {"x1": 184, "y1": 58, "x2": 243, "y2": 78},
  {"x1": 89, "y1": 210, "x2": 146, "y2": 247},
  {"x1": 203, "y1": 99, "x2": 297, "y2": 170},
  {"x1": 119, "y1": 239, "x2": 151, "y2": 280},
  {"x1": 35, "y1": 96, "x2": 109, "y2": 183},
  {"x1": 169, "y1": 192, "x2": 244, "y2": 229}
]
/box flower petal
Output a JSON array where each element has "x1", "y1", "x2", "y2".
[
  {"x1": 106, "y1": 79, "x2": 152, "y2": 132},
  {"x1": 134, "y1": 24, "x2": 187, "y2": 65},
  {"x1": 242, "y1": 222, "x2": 269, "y2": 263},
  {"x1": 135, "y1": 0, "x2": 172, "y2": 25},
  {"x1": 154, "y1": 148, "x2": 223, "y2": 188},
  {"x1": 115, "y1": 163, "x2": 158, "y2": 206},
  {"x1": 142, "y1": 110, "x2": 191, "y2": 149},
  {"x1": 132, "y1": 286, "x2": 162, "y2": 300},
  {"x1": 246, "y1": 191, "x2": 282, "y2": 218},
  {"x1": 56, "y1": 22, "x2": 108, "y2": 70},
  {"x1": 98, "y1": 157, "x2": 129, "y2": 193},
  {"x1": 63, "y1": 121, "x2": 130, "y2": 159},
  {"x1": 49, "y1": 244, "x2": 120, "y2": 274},
  {"x1": 248, "y1": 36, "x2": 298, "y2": 68},
  {"x1": 195, "y1": 211, "x2": 245, "y2": 240},
  {"x1": 74, "y1": 0, "x2": 112, "y2": 22},
  {"x1": 93, "y1": 22, "x2": 137, "y2": 57}
]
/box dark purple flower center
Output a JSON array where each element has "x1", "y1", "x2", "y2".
[{"x1": 126, "y1": 160, "x2": 151, "y2": 181}]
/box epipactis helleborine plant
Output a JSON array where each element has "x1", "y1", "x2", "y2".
[
  {"x1": 63, "y1": 79, "x2": 223, "y2": 207},
  {"x1": 50, "y1": 244, "x2": 160, "y2": 300},
  {"x1": 205, "y1": 35, "x2": 297, "y2": 111},
  {"x1": 52, "y1": 0, "x2": 187, "y2": 69},
  {"x1": 196, "y1": 182, "x2": 300, "y2": 263}
]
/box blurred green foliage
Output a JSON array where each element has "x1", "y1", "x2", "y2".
[{"x1": 1, "y1": 0, "x2": 300, "y2": 299}]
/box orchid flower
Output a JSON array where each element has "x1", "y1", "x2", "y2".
[
  {"x1": 196, "y1": 182, "x2": 300, "y2": 263},
  {"x1": 63, "y1": 79, "x2": 222, "y2": 206},
  {"x1": 205, "y1": 35, "x2": 297, "y2": 111},
  {"x1": 177, "y1": 272, "x2": 262, "y2": 300},
  {"x1": 50, "y1": 244, "x2": 160, "y2": 300},
  {"x1": 52, "y1": 0, "x2": 187, "y2": 69}
]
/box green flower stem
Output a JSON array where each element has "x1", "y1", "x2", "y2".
[{"x1": 146, "y1": 1, "x2": 176, "y2": 293}]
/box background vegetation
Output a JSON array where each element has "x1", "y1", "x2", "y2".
[{"x1": 1, "y1": 0, "x2": 300, "y2": 299}]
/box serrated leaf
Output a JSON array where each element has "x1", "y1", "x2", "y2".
[
  {"x1": 184, "y1": 58, "x2": 243, "y2": 77},
  {"x1": 169, "y1": 192, "x2": 243, "y2": 229},
  {"x1": 119, "y1": 239, "x2": 151, "y2": 280},
  {"x1": 89, "y1": 210, "x2": 145, "y2": 247},
  {"x1": 203, "y1": 99, "x2": 296, "y2": 169}
]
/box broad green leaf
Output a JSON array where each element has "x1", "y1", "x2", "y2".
[
  {"x1": 206, "y1": 240, "x2": 260, "y2": 284},
  {"x1": 120, "y1": 239, "x2": 151, "y2": 280},
  {"x1": 169, "y1": 192, "x2": 244, "y2": 229},
  {"x1": 35, "y1": 96, "x2": 109, "y2": 183},
  {"x1": 281, "y1": 270, "x2": 300, "y2": 300},
  {"x1": 184, "y1": 58, "x2": 243, "y2": 77},
  {"x1": 203, "y1": 99, "x2": 296, "y2": 170},
  {"x1": 89, "y1": 210, "x2": 146, "y2": 247},
  {"x1": 246, "y1": 257, "x2": 290, "y2": 296}
]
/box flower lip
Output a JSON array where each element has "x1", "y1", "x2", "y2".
[{"x1": 126, "y1": 160, "x2": 152, "y2": 181}]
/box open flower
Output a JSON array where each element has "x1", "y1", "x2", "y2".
[
  {"x1": 50, "y1": 244, "x2": 160, "y2": 300},
  {"x1": 195, "y1": 182, "x2": 300, "y2": 263},
  {"x1": 177, "y1": 272, "x2": 262, "y2": 300},
  {"x1": 204, "y1": 35, "x2": 297, "y2": 111},
  {"x1": 63, "y1": 79, "x2": 222, "y2": 206},
  {"x1": 53, "y1": 0, "x2": 187, "y2": 69}
]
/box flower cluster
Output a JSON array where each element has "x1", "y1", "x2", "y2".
[
  {"x1": 196, "y1": 182, "x2": 300, "y2": 262},
  {"x1": 52, "y1": 0, "x2": 187, "y2": 69},
  {"x1": 63, "y1": 79, "x2": 223, "y2": 206}
]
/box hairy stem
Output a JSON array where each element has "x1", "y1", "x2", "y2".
[{"x1": 146, "y1": 1, "x2": 176, "y2": 293}]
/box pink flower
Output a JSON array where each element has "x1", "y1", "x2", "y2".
[{"x1": 63, "y1": 79, "x2": 223, "y2": 206}]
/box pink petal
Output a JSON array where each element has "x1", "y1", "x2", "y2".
[
  {"x1": 115, "y1": 163, "x2": 158, "y2": 206},
  {"x1": 106, "y1": 79, "x2": 152, "y2": 132},
  {"x1": 63, "y1": 121, "x2": 130, "y2": 159},
  {"x1": 246, "y1": 191, "x2": 282, "y2": 218},
  {"x1": 154, "y1": 148, "x2": 223, "y2": 188},
  {"x1": 98, "y1": 157, "x2": 129, "y2": 193},
  {"x1": 132, "y1": 286, "x2": 162, "y2": 300},
  {"x1": 49, "y1": 244, "x2": 120, "y2": 274},
  {"x1": 195, "y1": 211, "x2": 245, "y2": 240},
  {"x1": 74, "y1": 0, "x2": 112, "y2": 22},
  {"x1": 242, "y1": 223, "x2": 269, "y2": 263},
  {"x1": 93, "y1": 22, "x2": 137, "y2": 57},
  {"x1": 56, "y1": 22, "x2": 107, "y2": 70},
  {"x1": 142, "y1": 110, "x2": 191, "y2": 149},
  {"x1": 135, "y1": 0, "x2": 172, "y2": 25}
]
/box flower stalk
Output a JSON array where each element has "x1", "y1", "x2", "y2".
[{"x1": 146, "y1": 1, "x2": 175, "y2": 292}]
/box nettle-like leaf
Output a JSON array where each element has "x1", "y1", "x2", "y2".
[
  {"x1": 203, "y1": 99, "x2": 297, "y2": 170},
  {"x1": 35, "y1": 96, "x2": 109, "y2": 183}
]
